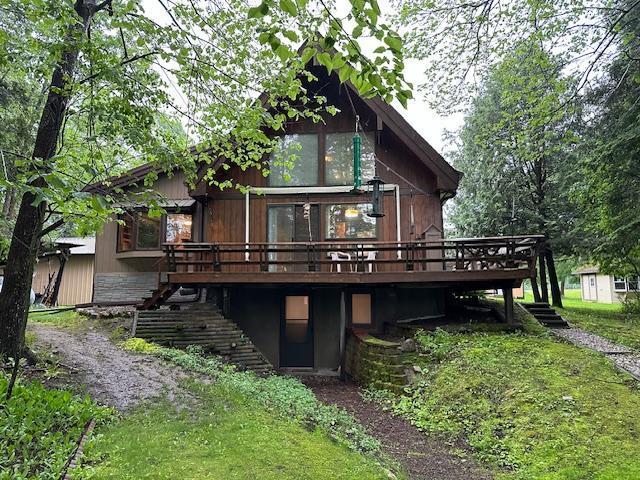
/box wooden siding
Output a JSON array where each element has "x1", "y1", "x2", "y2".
[
  {"x1": 94, "y1": 170, "x2": 201, "y2": 274},
  {"x1": 32, "y1": 255, "x2": 94, "y2": 305},
  {"x1": 202, "y1": 66, "x2": 443, "y2": 268}
]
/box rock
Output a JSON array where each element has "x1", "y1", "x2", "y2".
[
  {"x1": 412, "y1": 365, "x2": 423, "y2": 373},
  {"x1": 399, "y1": 338, "x2": 417, "y2": 352}
]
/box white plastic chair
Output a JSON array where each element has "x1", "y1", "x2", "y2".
[{"x1": 329, "y1": 251, "x2": 352, "y2": 272}]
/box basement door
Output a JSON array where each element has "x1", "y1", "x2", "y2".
[{"x1": 280, "y1": 294, "x2": 314, "y2": 368}]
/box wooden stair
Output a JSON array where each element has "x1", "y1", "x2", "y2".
[
  {"x1": 139, "y1": 283, "x2": 179, "y2": 310},
  {"x1": 133, "y1": 304, "x2": 272, "y2": 374},
  {"x1": 520, "y1": 302, "x2": 570, "y2": 328}
]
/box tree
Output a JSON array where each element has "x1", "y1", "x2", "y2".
[
  {"x1": 575, "y1": 1, "x2": 640, "y2": 289},
  {"x1": 0, "y1": 0, "x2": 410, "y2": 367},
  {"x1": 449, "y1": 43, "x2": 580, "y2": 307},
  {"x1": 394, "y1": 0, "x2": 640, "y2": 111}
]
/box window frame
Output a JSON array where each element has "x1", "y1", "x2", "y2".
[
  {"x1": 324, "y1": 131, "x2": 376, "y2": 186},
  {"x1": 267, "y1": 133, "x2": 320, "y2": 187},
  {"x1": 324, "y1": 202, "x2": 378, "y2": 241},
  {"x1": 116, "y1": 209, "x2": 194, "y2": 253},
  {"x1": 613, "y1": 276, "x2": 628, "y2": 292},
  {"x1": 266, "y1": 129, "x2": 377, "y2": 188}
]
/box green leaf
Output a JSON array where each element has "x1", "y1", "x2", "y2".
[
  {"x1": 316, "y1": 52, "x2": 333, "y2": 72},
  {"x1": 384, "y1": 35, "x2": 402, "y2": 53},
  {"x1": 279, "y1": 0, "x2": 298, "y2": 16},
  {"x1": 248, "y1": 2, "x2": 268, "y2": 18},
  {"x1": 300, "y1": 47, "x2": 316, "y2": 64},
  {"x1": 338, "y1": 65, "x2": 353, "y2": 83}
]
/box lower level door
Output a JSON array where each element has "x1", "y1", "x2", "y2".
[{"x1": 280, "y1": 294, "x2": 314, "y2": 368}]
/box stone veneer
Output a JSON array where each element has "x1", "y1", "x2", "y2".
[
  {"x1": 344, "y1": 330, "x2": 416, "y2": 394},
  {"x1": 93, "y1": 272, "x2": 157, "y2": 304}
]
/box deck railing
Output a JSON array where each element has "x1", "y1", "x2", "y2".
[{"x1": 161, "y1": 235, "x2": 544, "y2": 275}]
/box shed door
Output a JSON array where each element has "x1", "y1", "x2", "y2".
[{"x1": 588, "y1": 275, "x2": 597, "y2": 300}]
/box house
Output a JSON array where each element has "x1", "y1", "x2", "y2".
[
  {"x1": 573, "y1": 266, "x2": 639, "y2": 304},
  {"x1": 87, "y1": 64, "x2": 543, "y2": 371},
  {"x1": 1, "y1": 237, "x2": 95, "y2": 306}
]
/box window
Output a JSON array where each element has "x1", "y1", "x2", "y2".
[
  {"x1": 590, "y1": 277, "x2": 595, "y2": 287},
  {"x1": 285, "y1": 295, "x2": 310, "y2": 343},
  {"x1": 614, "y1": 277, "x2": 627, "y2": 292},
  {"x1": 352, "y1": 293, "x2": 372, "y2": 325},
  {"x1": 136, "y1": 214, "x2": 161, "y2": 249},
  {"x1": 117, "y1": 211, "x2": 193, "y2": 252},
  {"x1": 166, "y1": 213, "x2": 193, "y2": 243},
  {"x1": 269, "y1": 134, "x2": 318, "y2": 186},
  {"x1": 326, "y1": 203, "x2": 377, "y2": 239},
  {"x1": 325, "y1": 132, "x2": 376, "y2": 185}
]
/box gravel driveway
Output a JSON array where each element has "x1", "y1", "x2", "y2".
[{"x1": 30, "y1": 323, "x2": 190, "y2": 410}]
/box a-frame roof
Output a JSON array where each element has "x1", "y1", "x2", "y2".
[{"x1": 85, "y1": 57, "x2": 461, "y2": 196}]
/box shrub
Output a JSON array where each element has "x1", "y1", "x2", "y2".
[{"x1": 0, "y1": 375, "x2": 113, "y2": 479}]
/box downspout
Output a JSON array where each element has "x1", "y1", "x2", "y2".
[
  {"x1": 395, "y1": 185, "x2": 401, "y2": 259},
  {"x1": 245, "y1": 190, "x2": 250, "y2": 261}
]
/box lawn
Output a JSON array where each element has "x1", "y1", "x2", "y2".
[
  {"x1": 522, "y1": 289, "x2": 640, "y2": 350},
  {"x1": 386, "y1": 326, "x2": 640, "y2": 480},
  {"x1": 75, "y1": 384, "x2": 390, "y2": 480},
  {"x1": 12, "y1": 318, "x2": 397, "y2": 480}
]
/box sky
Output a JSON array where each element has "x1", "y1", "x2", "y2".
[{"x1": 142, "y1": 0, "x2": 463, "y2": 156}]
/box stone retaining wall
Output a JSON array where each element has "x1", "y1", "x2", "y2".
[{"x1": 344, "y1": 330, "x2": 416, "y2": 393}]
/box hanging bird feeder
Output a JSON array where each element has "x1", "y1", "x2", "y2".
[
  {"x1": 352, "y1": 133, "x2": 362, "y2": 191},
  {"x1": 367, "y1": 176, "x2": 385, "y2": 218}
]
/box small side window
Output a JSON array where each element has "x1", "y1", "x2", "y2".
[
  {"x1": 352, "y1": 293, "x2": 372, "y2": 325},
  {"x1": 614, "y1": 277, "x2": 627, "y2": 292}
]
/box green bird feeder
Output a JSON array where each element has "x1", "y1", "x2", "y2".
[{"x1": 353, "y1": 133, "x2": 361, "y2": 190}]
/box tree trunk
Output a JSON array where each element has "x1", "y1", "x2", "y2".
[
  {"x1": 0, "y1": 1, "x2": 95, "y2": 359},
  {"x1": 545, "y1": 248, "x2": 563, "y2": 308},
  {"x1": 539, "y1": 251, "x2": 549, "y2": 304}
]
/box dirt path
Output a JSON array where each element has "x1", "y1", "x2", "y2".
[
  {"x1": 301, "y1": 376, "x2": 492, "y2": 480},
  {"x1": 30, "y1": 323, "x2": 191, "y2": 411}
]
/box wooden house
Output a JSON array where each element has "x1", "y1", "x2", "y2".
[{"x1": 88, "y1": 65, "x2": 542, "y2": 371}]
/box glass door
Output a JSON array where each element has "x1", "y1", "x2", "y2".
[
  {"x1": 280, "y1": 294, "x2": 314, "y2": 367},
  {"x1": 267, "y1": 205, "x2": 319, "y2": 272}
]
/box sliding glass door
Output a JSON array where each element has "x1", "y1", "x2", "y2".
[{"x1": 267, "y1": 205, "x2": 319, "y2": 272}]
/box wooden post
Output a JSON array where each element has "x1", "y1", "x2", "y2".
[
  {"x1": 339, "y1": 290, "x2": 347, "y2": 381},
  {"x1": 503, "y1": 286, "x2": 514, "y2": 325}
]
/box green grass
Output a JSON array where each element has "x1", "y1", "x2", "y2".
[
  {"x1": 521, "y1": 289, "x2": 640, "y2": 350},
  {"x1": 0, "y1": 375, "x2": 113, "y2": 480},
  {"x1": 28, "y1": 308, "x2": 87, "y2": 330},
  {"x1": 75, "y1": 383, "x2": 391, "y2": 480},
  {"x1": 68, "y1": 340, "x2": 398, "y2": 479},
  {"x1": 389, "y1": 328, "x2": 640, "y2": 480}
]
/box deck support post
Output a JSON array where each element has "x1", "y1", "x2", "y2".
[
  {"x1": 503, "y1": 286, "x2": 514, "y2": 325},
  {"x1": 339, "y1": 290, "x2": 347, "y2": 381}
]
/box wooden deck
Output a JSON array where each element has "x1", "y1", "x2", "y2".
[{"x1": 159, "y1": 235, "x2": 543, "y2": 289}]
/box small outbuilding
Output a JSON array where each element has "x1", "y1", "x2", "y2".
[
  {"x1": 573, "y1": 266, "x2": 639, "y2": 304},
  {"x1": 28, "y1": 237, "x2": 95, "y2": 306}
]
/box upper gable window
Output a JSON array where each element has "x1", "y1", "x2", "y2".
[
  {"x1": 325, "y1": 132, "x2": 376, "y2": 185},
  {"x1": 268, "y1": 134, "x2": 319, "y2": 186}
]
